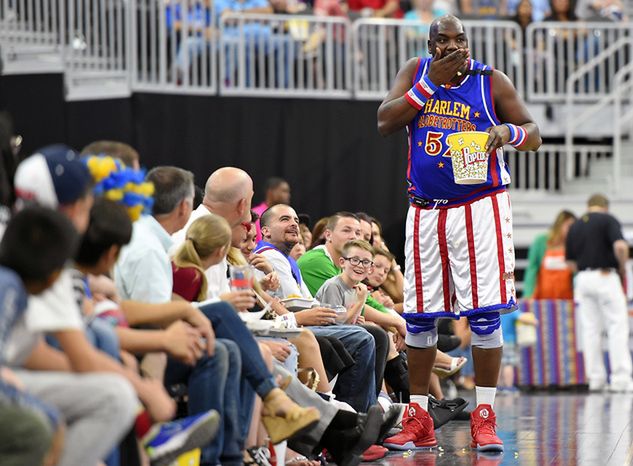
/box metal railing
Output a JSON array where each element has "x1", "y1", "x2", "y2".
[
  {"x1": 130, "y1": 0, "x2": 217, "y2": 95},
  {"x1": 353, "y1": 19, "x2": 523, "y2": 100},
  {"x1": 0, "y1": 0, "x2": 64, "y2": 72},
  {"x1": 612, "y1": 63, "x2": 633, "y2": 193},
  {"x1": 506, "y1": 144, "x2": 613, "y2": 192},
  {"x1": 64, "y1": 0, "x2": 130, "y2": 100},
  {"x1": 564, "y1": 37, "x2": 633, "y2": 181},
  {"x1": 219, "y1": 13, "x2": 351, "y2": 98},
  {"x1": 526, "y1": 21, "x2": 633, "y2": 103}
]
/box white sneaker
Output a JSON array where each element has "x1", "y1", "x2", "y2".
[
  {"x1": 588, "y1": 380, "x2": 607, "y2": 392},
  {"x1": 609, "y1": 380, "x2": 633, "y2": 393}
]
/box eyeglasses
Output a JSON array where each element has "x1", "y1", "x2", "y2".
[{"x1": 342, "y1": 257, "x2": 374, "y2": 268}]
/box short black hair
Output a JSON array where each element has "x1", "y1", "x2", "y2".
[
  {"x1": 0, "y1": 206, "x2": 78, "y2": 282},
  {"x1": 264, "y1": 177, "x2": 287, "y2": 192},
  {"x1": 250, "y1": 209, "x2": 260, "y2": 223},
  {"x1": 146, "y1": 166, "x2": 194, "y2": 215},
  {"x1": 260, "y1": 206, "x2": 274, "y2": 229},
  {"x1": 355, "y1": 212, "x2": 375, "y2": 225},
  {"x1": 76, "y1": 198, "x2": 132, "y2": 267}
]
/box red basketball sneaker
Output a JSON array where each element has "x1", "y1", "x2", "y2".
[
  {"x1": 470, "y1": 404, "x2": 503, "y2": 452},
  {"x1": 383, "y1": 403, "x2": 437, "y2": 450}
]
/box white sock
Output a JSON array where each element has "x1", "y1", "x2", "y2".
[
  {"x1": 377, "y1": 392, "x2": 393, "y2": 412},
  {"x1": 410, "y1": 394, "x2": 429, "y2": 411},
  {"x1": 475, "y1": 386, "x2": 497, "y2": 409}
]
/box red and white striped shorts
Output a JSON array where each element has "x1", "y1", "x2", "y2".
[{"x1": 403, "y1": 190, "x2": 516, "y2": 319}]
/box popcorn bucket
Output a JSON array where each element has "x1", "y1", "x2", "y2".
[{"x1": 445, "y1": 131, "x2": 490, "y2": 185}]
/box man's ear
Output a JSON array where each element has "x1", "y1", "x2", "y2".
[
  {"x1": 324, "y1": 229, "x2": 333, "y2": 243},
  {"x1": 236, "y1": 198, "x2": 247, "y2": 222},
  {"x1": 261, "y1": 225, "x2": 270, "y2": 239},
  {"x1": 338, "y1": 256, "x2": 346, "y2": 267}
]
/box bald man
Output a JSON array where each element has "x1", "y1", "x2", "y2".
[{"x1": 172, "y1": 166, "x2": 256, "y2": 302}]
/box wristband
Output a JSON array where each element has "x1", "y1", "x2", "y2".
[
  {"x1": 504, "y1": 123, "x2": 528, "y2": 147},
  {"x1": 405, "y1": 75, "x2": 439, "y2": 111}
]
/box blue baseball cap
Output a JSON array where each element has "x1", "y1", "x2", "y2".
[{"x1": 14, "y1": 144, "x2": 92, "y2": 208}]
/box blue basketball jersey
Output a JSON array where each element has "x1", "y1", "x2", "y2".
[{"x1": 406, "y1": 58, "x2": 511, "y2": 207}]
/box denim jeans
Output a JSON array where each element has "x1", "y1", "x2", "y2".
[
  {"x1": 46, "y1": 319, "x2": 122, "y2": 466},
  {"x1": 165, "y1": 338, "x2": 242, "y2": 466},
  {"x1": 308, "y1": 325, "x2": 376, "y2": 412},
  {"x1": 257, "y1": 337, "x2": 299, "y2": 375},
  {"x1": 198, "y1": 301, "x2": 277, "y2": 399}
]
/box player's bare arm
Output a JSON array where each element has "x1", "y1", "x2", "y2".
[{"x1": 485, "y1": 69, "x2": 542, "y2": 154}]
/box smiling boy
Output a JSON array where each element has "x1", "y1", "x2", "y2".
[{"x1": 315, "y1": 240, "x2": 375, "y2": 325}]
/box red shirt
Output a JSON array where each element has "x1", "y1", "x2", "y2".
[
  {"x1": 347, "y1": 0, "x2": 402, "y2": 17},
  {"x1": 172, "y1": 264, "x2": 204, "y2": 302}
]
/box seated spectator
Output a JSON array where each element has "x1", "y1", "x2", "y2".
[
  {"x1": 459, "y1": 0, "x2": 507, "y2": 17},
  {"x1": 297, "y1": 212, "x2": 406, "y2": 342},
  {"x1": 81, "y1": 140, "x2": 141, "y2": 170},
  {"x1": 9, "y1": 146, "x2": 141, "y2": 466},
  {"x1": 576, "y1": 0, "x2": 626, "y2": 20},
  {"x1": 544, "y1": 0, "x2": 578, "y2": 22},
  {"x1": 365, "y1": 247, "x2": 403, "y2": 313},
  {"x1": 115, "y1": 166, "x2": 320, "y2": 464},
  {"x1": 172, "y1": 214, "x2": 232, "y2": 301},
  {"x1": 309, "y1": 216, "x2": 329, "y2": 249},
  {"x1": 404, "y1": 0, "x2": 450, "y2": 38},
  {"x1": 255, "y1": 204, "x2": 378, "y2": 412},
  {"x1": 522, "y1": 210, "x2": 576, "y2": 300},
  {"x1": 348, "y1": 0, "x2": 403, "y2": 18},
  {"x1": 315, "y1": 239, "x2": 375, "y2": 326},
  {"x1": 298, "y1": 213, "x2": 312, "y2": 247},
  {"x1": 290, "y1": 234, "x2": 307, "y2": 261},
  {"x1": 0, "y1": 207, "x2": 78, "y2": 466},
  {"x1": 508, "y1": 0, "x2": 550, "y2": 20},
  {"x1": 75, "y1": 198, "x2": 222, "y2": 464},
  {"x1": 253, "y1": 177, "x2": 292, "y2": 241}
]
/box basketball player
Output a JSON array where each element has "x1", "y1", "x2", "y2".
[{"x1": 377, "y1": 15, "x2": 541, "y2": 452}]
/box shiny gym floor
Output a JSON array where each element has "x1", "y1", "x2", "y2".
[{"x1": 368, "y1": 392, "x2": 633, "y2": 466}]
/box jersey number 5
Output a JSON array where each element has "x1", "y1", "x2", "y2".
[{"x1": 424, "y1": 132, "x2": 451, "y2": 157}]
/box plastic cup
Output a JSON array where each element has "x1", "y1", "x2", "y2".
[
  {"x1": 229, "y1": 265, "x2": 253, "y2": 291},
  {"x1": 445, "y1": 131, "x2": 490, "y2": 185}
]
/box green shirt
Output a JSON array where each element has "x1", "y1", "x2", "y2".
[
  {"x1": 522, "y1": 233, "x2": 548, "y2": 299},
  {"x1": 298, "y1": 245, "x2": 389, "y2": 313}
]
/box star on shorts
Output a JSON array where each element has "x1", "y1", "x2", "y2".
[
  {"x1": 418, "y1": 141, "x2": 423, "y2": 147},
  {"x1": 474, "y1": 111, "x2": 481, "y2": 118},
  {"x1": 506, "y1": 232, "x2": 512, "y2": 239},
  {"x1": 438, "y1": 162, "x2": 445, "y2": 168},
  {"x1": 505, "y1": 217, "x2": 511, "y2": 224}
]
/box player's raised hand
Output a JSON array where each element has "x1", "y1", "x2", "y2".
[{"x1": 427, "y1": 47, "x2": 469, "y2": 87}]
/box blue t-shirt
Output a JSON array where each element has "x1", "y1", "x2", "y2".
[{"x1": 0, "y1": 266, "x2": 60, "y2": 427}]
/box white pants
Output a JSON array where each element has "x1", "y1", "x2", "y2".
[
  {"x1": 403, "y1": 190, "x2": 516, "y2": 317},
  {"x1": 575, "y1": 270, "x2": 632, "y2": 386},
  {"x1": 14, "y1": 371, "x2": 138, "y2": 466}
]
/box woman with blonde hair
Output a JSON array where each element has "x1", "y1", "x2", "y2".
[{"x1": 172, "y1": 213, "x2": 232, "y2": 302}]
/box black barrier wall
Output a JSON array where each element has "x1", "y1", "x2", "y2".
[{"x1": 1, "y1": 73, "x2": 410, "y2": 261}]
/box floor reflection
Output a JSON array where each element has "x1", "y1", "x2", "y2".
[{"x1": 365, "y1": 393, "x2": 633, "y2": 466}]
